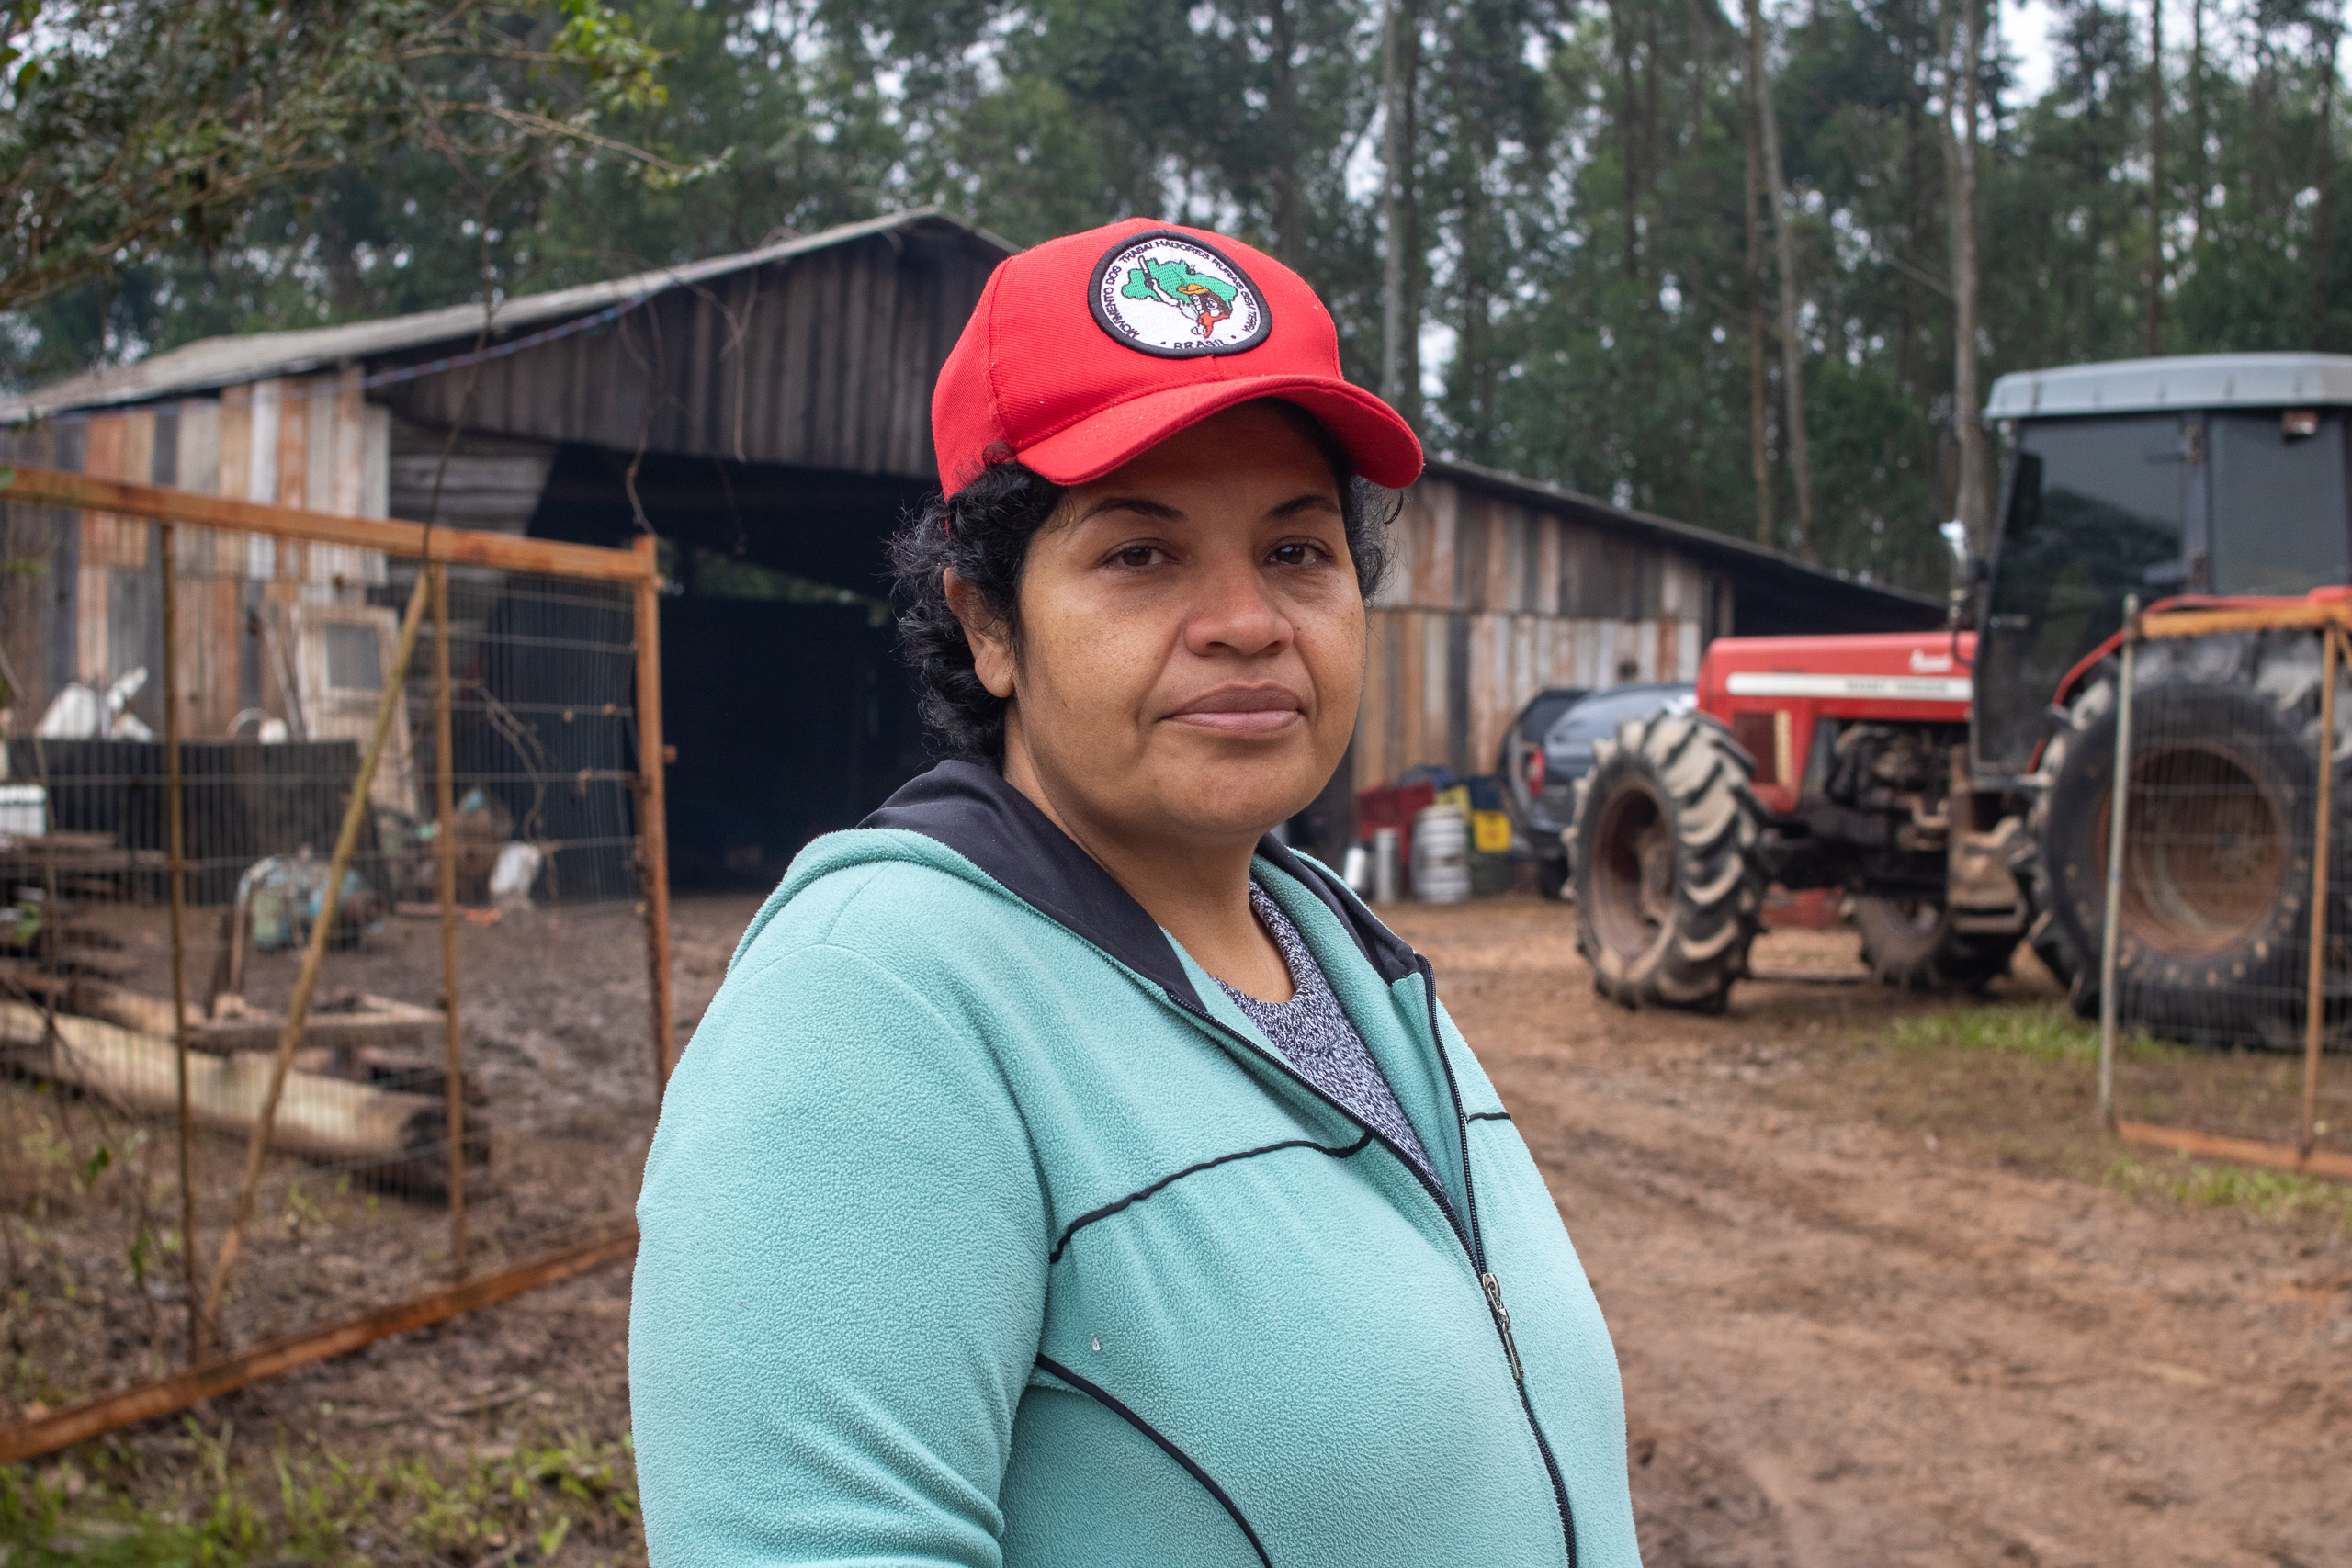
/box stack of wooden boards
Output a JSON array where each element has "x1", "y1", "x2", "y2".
[{"x1": 0, "y1": 979, "x2": 487, "y2": 1200}]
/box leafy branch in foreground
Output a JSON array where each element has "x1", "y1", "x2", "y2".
[{"x1": 0, "y1": 0, "x2": 696, "y2": 315}]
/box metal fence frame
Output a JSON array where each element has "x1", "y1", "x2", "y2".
[
  {"x1": 2097, "y1": 590, "x2": 2352, "y2": 1182},
  {"x1": 0, "y1": 462, "x2": 674, "y2": 1463}
]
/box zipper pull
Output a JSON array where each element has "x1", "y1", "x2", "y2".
[{"x1": 1481, "y1": 1270, "x2": 1525, "y2": 1382}]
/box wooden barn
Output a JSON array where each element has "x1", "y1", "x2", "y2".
[
  {"x1": 3, "y1": 209, "x2": 1935, "y2": 880},
  {"x1": 1353, "y1": 457, "x2": 1935, "y2": 795}
]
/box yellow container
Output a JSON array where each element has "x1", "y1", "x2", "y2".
[{"x1": 1471, "y1": 809, "x2": 1513, "y2": 854}]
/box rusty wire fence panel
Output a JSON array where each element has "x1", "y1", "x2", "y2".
[
  {"x1": 2071, "y1": 599, "x2": 2351, "y2": 1175},
  {"x1": 1, "y1": 488, "x2": 665, "y2": 1427}
]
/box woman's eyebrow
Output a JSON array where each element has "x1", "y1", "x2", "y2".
[
  {"x1": 1266, "y1": 491, "x2": 1343, "y2": 519},
  {"x1": 1076, "y1": 495, "x2": 1184, "y2": 524}
]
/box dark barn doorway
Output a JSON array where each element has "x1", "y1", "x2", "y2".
[{"x1": 528, "y1": 445, "x2": 934, "y2": 887}]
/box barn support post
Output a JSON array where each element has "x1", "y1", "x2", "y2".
[
  {"x1": 432, "y1": 564, "x2": 468, "y2": 1278},
  {"x1": 159, "y1": 522, "x2": 200, "y2": 1361},
  {"x1": 2302, "y1": 622, "x2": 2339, "y2": 1164},
  {"x1": 633, "y1": 535, "x2": 676, "y2": 1092},
  {"x1": 204, "y1": 570, "x2": 433, "y2": 1325},
  {"x1": 2098, "y1": 594, "x2": 2140, "y2": 1132}
]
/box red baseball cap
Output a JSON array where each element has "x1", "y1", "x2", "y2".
[{"x1": 933, "y1": 218, "x2": 1423, "y2": 495}]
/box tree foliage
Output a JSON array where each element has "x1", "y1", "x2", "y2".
[
  {"x1": 0, "y1": 0, "x2": 684, "y2": 316},
  {"x1": 5, "y1": 0, "x2": 2346, "y2": 592}
]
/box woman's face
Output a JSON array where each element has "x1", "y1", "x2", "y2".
[{"x1": 970, "y1": 400, "x2": 1365, "y2": 851}]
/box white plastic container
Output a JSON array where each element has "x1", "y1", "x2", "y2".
[
  {"x1": 0, "y1": 784, "x2": 46, "y2": 838},
  {"x1": 1370, "y1": 828, "x2": 1402, "y2": 904},
  {"x1": 1412, "y1": 804, "x2": 1472, "y2": 904}
]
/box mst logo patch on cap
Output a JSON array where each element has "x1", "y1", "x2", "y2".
[{"x1": 1089, "y1": 231, "x2": 1272, "y2": 358}]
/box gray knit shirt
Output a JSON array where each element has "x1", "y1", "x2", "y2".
[{"x1": 1215, "y1": 883, "x2": 1438, "y2": 1182}]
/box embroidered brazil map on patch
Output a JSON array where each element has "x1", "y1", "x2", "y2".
[{"x1": 1089, "y1": 231, "x2": 1271, "y2": 357}]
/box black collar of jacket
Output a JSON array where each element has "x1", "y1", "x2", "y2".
[{"x1": 860, "y1": 760, "x2": 1422, "y2": 1010}]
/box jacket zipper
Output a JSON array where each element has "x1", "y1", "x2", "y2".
[
  {"x1": 1170, "y1": 959, "x2": 1578, "y2": 1568},
  {"x1": 1416, "y1": 955, "x2": 1578, "y2": 1568}
]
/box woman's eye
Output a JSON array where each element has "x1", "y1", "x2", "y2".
[
  {"x1": 1270, "y1": 541, "x2": 1330, "y2": 568},
  {"x1": 1111, "y1": 544, "x2": 1166, "y2": 569}
]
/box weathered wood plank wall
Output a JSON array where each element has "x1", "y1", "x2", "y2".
[
  {"x1": 0, "y1": 372, "x2": 390, "y2": 740},
  {"x1": 1355, "y1": 470, "x2": 1722, "y2": 789}
]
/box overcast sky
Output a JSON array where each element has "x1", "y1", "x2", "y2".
[{"x1": 2007, "y1": 0, "x2": 2062, "y2": 100}]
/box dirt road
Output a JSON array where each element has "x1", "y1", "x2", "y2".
[
  {"x1": 1385, "y1": 897, "x2": 2349, "y2": 1568},
  {"x1": 11, "y1": 891, "x2": 2346, "y2": 1564}
]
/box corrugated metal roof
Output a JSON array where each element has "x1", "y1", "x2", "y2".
[
  {"x1": 1984, "y1": 353, "x2": 2352, "y2": 420},
  {"x1": 3, "y1": 209, "x2": 1015, "y2": 423}
]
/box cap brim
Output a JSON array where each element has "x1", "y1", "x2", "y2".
[{"x1": 1016, "y1": 375, "x2": 1424, "y2": 491}]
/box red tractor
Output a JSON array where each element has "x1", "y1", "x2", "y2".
[{"x1": 1569, "y1": 353, "x2": 2352, "y2": 1041}]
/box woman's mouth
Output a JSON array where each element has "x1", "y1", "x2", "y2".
[{"x1": 1165, "y1": 685, "x2": 1307, "y2": 739}]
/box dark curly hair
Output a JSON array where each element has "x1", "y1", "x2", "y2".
[{"x1": 888, "y1": 403, "x2": 1396, "y2": 761}]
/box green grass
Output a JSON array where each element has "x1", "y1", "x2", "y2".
[
  {"x1": 0, "y1": 1422, "x2": 640, "y2": 1566},
  {"x1": 1883, "y1": 1001, "x2": 2189, "y2": 1065},
  {"x1": 1861, "y1": 1001, "x2": 2352, "y2": 1235},
  {"x1": 2102, "y1": 1153, "x2": 2352, "y2": 1229}
]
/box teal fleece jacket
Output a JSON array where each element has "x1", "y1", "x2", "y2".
[{"x1": 630, "y1": 762, "x2": 1641, "y2": 1567}]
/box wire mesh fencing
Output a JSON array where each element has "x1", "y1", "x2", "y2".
[
  {"x1": 0, "y1": 468, "x2": 670, "y2": 1438},
  {"x1": 2064, "y1": 593, "x2": 2351, "y2": 1176}
]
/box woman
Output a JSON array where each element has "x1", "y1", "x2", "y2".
[{"x1": 630, "y1": 219, "x2": 1640, "y2": 1567}]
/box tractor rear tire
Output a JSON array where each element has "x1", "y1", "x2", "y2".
[
  {"x1": 2041, "y1": 663, "x2": 2322, "y2": 1047},
  {"x1": 1571, "y1": 710, "x2": 1767, "y2": 1011},
  {"x1": 1851, "y1": 896, "x2": 2018, "y2": 991}
]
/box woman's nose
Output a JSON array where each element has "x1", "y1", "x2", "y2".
[{"x1": 1182, "y1": 555, "x2": 1292, "y2": 659}]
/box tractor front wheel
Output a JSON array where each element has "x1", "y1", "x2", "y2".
[{"x1": 1571, "y1": 710, "x2": 1767, "y2": 1011}]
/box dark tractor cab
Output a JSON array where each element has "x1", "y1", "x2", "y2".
[{"x1": 1973, "y1": 354, "x2": 2352, "y2": 779}]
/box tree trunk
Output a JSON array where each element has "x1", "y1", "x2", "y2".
[
  {"x1": 2190, "y1": 0, "x2": 2206, "y2": 249},
  {"x1": 2253, "y1": 45, "x2": 2277, "y2": 224},
  {"x1": 1944, "y1": 0, "x2": 1990, "y2": 546},
  {"x1": 2146, "y1": 0, "x2": 2165, "y2": 355},
  {"x1": 1644, "y1": 2, "x2": 1665, "y2": 220},
  {"x1": 1897, "y1": 0, "x2": 1925, "y2": 400},
  {"x1": 1746, "y1": 0, "x2": 1815, "y2": 557},
  {"x1": 2314, "y1": 18, "x2": 2340, "y2": 347},
  {"x1": 1268, "y1": 0, "x2": 1306, "y2": 265},
  {"x1": 1456, "y1": 0, "x2": 1495, "y2": 465},
  {"x1": 1613, "y1": 0, "x2": 1643, "y2": 280},
  {"x1": 1742, "y1": 36, "x2": 1778, "y2": 547},
  {"x1": 1380, "y1": 0, "x2": 1423, "y2": 426},
  {"x1": 1464, "y1": 103, "x2": 1498, "y2": 460}
]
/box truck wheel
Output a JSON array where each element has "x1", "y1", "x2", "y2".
[
  {"x1": 1851, "y1": 896, "x2": 2018, "y2": 991},
  {"x1": 1572, "y1": 711, "x2": 1766, "y2": 1011},
  {"x1": 2041, "y1": 672, "x2": 2319, "y2": 1046}
]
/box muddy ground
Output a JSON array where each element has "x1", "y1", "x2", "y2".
[
  {"x1": 1385, "y1": 897, "x2": 2348, "y2": 1568},
  {"x1": 6, "y1": 891, "x2": 2348, "y2": 1565}
]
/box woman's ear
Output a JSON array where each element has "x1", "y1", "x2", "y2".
[{"x1": 944, "y1": 568, "x2": 1017, "y2": 700}]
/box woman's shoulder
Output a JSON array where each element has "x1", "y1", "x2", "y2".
[
  {"x1": 671, "y1": 833, "x2": 1048, "y2": 1100},
  {"x1": 724, "y1": 826, "x2": 1058, "y2": 987}
]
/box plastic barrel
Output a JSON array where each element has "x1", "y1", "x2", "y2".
[{"x1": 1412, "y1": 805, "x2": 1472, "y2": 904}]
